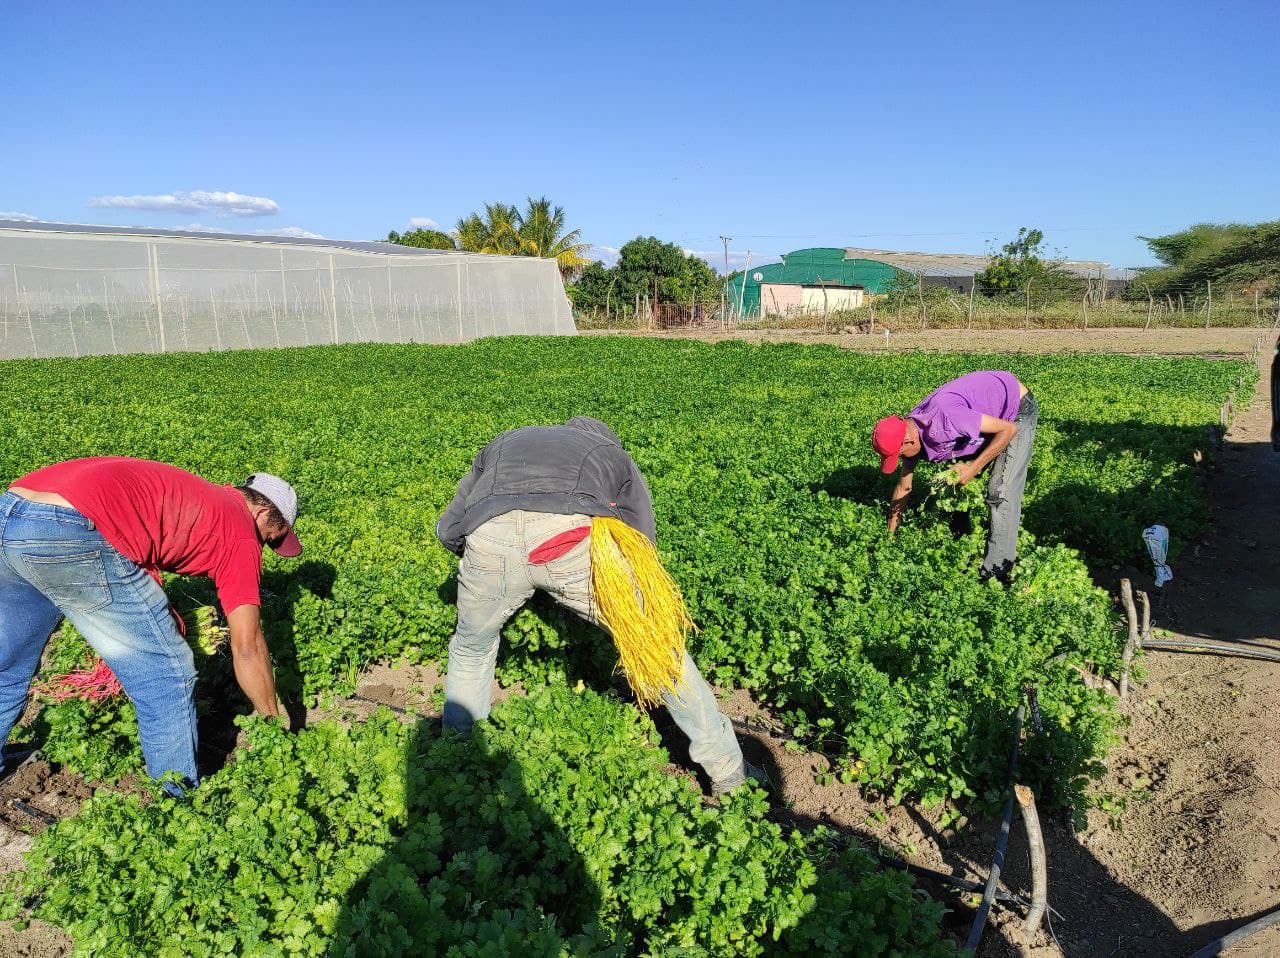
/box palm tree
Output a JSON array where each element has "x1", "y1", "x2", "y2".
[
  {"x1": 517, "y1": 197, "x2": 591, "y2": 277},
  {"x1": 455, "y1": 203, "x2": 523, "y2": 257},
  {"x1": 455, "y1": 197, "x2": 590, "y2": 277}
]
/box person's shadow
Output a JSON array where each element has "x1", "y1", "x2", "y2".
[
  {"x1": 192, "y1": 560, "x2": 336, "y2": 774},
  {"x1": 326, "y1": 715, "x2": 602, "y2": 956}
]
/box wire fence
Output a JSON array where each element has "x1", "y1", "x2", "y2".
[{"x1": 576, "y1": 278, "x2": 1280, "y2": 333}]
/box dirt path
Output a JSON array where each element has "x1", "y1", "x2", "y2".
[
  {"x1": 584, "y1": 325, "x2": 1268, "y2": 357},
  {"x1": 1059, "y1": 342, "x2": 1280, "y2": 957}
]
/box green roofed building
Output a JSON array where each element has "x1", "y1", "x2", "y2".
[{"x1": 727, "y1": 247, "x2": 1131, "y2": 318}]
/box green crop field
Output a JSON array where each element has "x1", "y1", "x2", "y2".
[{"x1": 0, "y1": 338, "x2": 1254, "y2": 955}]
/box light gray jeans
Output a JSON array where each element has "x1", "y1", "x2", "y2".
[
  {"x1": 982, "y1": 392, "x2": 1039, "y2": 579},
  {"x1": 443, "y1": 510, "x2": 745, "y2": 789}
]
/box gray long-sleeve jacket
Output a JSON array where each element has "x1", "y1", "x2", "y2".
[{"x1": 436, "y1": 416, "x2": 656, "y2": 556}]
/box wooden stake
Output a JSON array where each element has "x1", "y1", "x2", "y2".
[
  {"x1": 1016, "y1": 784, "x2": 1048, "y2": 936},
  {"x1": 1120, "y1": 578, "x2": 1139, "y2": 699},
  {"x1": 1144, "y1": 284, "x2": 1155, "y2": 331}
]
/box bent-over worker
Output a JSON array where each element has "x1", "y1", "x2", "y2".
[
  {"x1": 873, "y1": 370, "x2": 1038, "y2": 583},
  {"x1": 437, "y1": 416, "x2": 763, "y2": 796},
  {"x1": 0, "y1": 457, "x2": 302, "y2": 791}
]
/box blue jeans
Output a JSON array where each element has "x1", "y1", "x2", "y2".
[
  {"x1": 443, "y1": 510, "x2": 746, "y2": 789},
  {"x1": 0, "y1": 491, "x2": 197, "y2": 791}
]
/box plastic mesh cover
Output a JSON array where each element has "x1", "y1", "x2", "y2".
[{"x1": 0, "y1": 227, "x2": 576, "y2": 359}]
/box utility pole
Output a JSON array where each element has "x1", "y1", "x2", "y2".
[{"x1": 719, "y1": 235, "x2": 732, "y2": 328}]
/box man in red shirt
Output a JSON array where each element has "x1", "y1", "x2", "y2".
[{"x1": 0, "y1": 457, "x2": 302, "y2": 792}]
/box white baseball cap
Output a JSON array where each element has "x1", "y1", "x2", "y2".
[{"x1": 245, "y1": 472, "x2": 302, "y2": 557}]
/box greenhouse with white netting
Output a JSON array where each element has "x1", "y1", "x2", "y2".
[{"x1": 0, "y1": 221, "x2": 576, "y2": 360}]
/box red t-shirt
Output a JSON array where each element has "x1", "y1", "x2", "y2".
[{"x1": 16, "y1": 457, "x2": 263, "y2": 612}]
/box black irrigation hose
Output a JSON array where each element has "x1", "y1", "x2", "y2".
[
  {"x1": 1141, "y1": 639, "x2": 1280, "y2": 664},
  {"x1": 964, "y1": 699, "x2": 1027, "y2": 955},
  {"x1": 9, "y1": 799, "x2": 57, "y2": 826},
  {"x1": 1189, "y1": 905, "x2": 1280, "y2": 957}
]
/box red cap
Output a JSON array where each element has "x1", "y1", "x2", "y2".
[{"x1": 872, "y1": 416, "x2": 909, "y2": 473}]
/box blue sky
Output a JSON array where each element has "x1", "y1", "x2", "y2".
[{"x1": 2, "y1": 0, "x2": 1276, "y2": 270}]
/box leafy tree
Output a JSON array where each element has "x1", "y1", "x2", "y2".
[
  {"x1": 386, "y1": 228, "x2": 457, "y2": 250},
  {"x1": 613, "y1": 236, "x2": 725, "y2": 306},
  {"x1": 975, "y1": 227, "x2": 1079, "y2": 298},
  {"x1": 1132, "y1": 221, "x2": 1280, "y2": 297},
  {"x1": 455, "y1": 197, "x2": 590, "y2": 277},
  {"x1": 565, "y1": 261, "x2": 616, "y2": 311}
]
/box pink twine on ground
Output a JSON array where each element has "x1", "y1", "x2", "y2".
[{"x1": 37, "y1": 658, "x2": 123, "y2": 702}]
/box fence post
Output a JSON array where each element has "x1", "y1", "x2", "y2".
[
  {"x1": 917, "y1": 272, "x2": 926, "y2": 330},
  {"x1": 1205, "y1": 280, "x2": 1212, "y2": 329},
  {"x1": 967, "y1": 279, "x2": 975, "y2": 329},
  {"x1": 1255, "y1": 289, "x2": 1260, "y2": 326},
  {"x1": 1144, "y1": 284, "x2": 1155, "y2": 331},
  {"x1": 456, "y1": 257, "x2": 464, "y2": 341},
  {"x1": 149, "y1": 242, "x2": 166, "y2": 353},
  {"x1": 1024, "y1": 281, "x2": 1031, "y2": 330},
  {"x1": 279, "y1": 249, "x2": 288, "y2": 326},
  {"x1": 328, "y1": 255, "x2": 338, "y2": 343},
  {"x1": 1081, "y1": 286, "x2": 1089, "y2": 329}
]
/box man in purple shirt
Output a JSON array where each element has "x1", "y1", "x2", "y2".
[{"x1": 872, "y1": 370, "x2": 1038, "y2": 582}]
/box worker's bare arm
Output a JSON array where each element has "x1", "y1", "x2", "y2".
[
  {"x1": 226, "y1": 604, "x2": 281, "y2": 717},
  {"x1": 953, "y1": 415, "x2": 1018, "y2": 485},
  {"x1": 887, "y1": 457, "x2": 917, "y2": 533}
]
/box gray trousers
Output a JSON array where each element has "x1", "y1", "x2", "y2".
[
  {"x1": 442, "y1": 510, "x2": 745, "y2": 788},
  {"x1": 982, "y1": 392, "x2": 1039, "y2": 578}
]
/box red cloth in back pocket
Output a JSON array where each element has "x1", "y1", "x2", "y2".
[{"x1": 528, "y1": 525, "x2": 592, "y2": 564}]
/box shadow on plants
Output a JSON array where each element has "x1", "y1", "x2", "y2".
[
  {"x1": 810, "y1": 464, "x2": 888, "y2": 503},
  {"x1": 328, "y1": 717, "x2": 603, "y2": 955},
  {"x1": 1021, "y1": 419, "x2": 1219, "y2": 570},
  {"x1": 196, "y1": 560, "x2": 336, "y2": 775}
]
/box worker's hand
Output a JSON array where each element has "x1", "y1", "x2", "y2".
[{"x1": 951, "y1": 462, "x2": 980, "y2": 486}]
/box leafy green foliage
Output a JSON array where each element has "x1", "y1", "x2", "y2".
[
  {"x1": 1, "y1": 686, "x2": 954, "y2": 957},
  {"x1": 1133, "y1": 220, "x2": 1280, "y2": 297},
  {"x1": 975, "y1": 227, "x2": 1082, "y2": 299},
  {"x1": 385, "y1": 228, "x2": 457, "y2": 250},
  {"x1": 569, "y1": 236, "x2": 724, "y2": 313},
  {"x1": 455, "y1": 197, "x2": 590, "y2": 276},
  {"x1": 0, "y1": 339, "x2": 1250, "y2": 809}
]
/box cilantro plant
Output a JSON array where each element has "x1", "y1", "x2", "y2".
[
  {"x1": 0, "y1": 340, "x2": 1252, "y2": 810},
  {"x1": 2, "y1": 686, "x2": 955, "y2": 957}
]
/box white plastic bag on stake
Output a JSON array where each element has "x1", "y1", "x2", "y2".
[{"x1": 1142, "y1": 524, "x2": 1173, "y2": 588}]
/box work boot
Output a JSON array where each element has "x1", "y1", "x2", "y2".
[{"x1": 712, "y1": 761, "x2": 770, "y2": 797}]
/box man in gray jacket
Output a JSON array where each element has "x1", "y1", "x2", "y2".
[{"x1": 437, "y1": 416, "x2": 761, "y2": 795}]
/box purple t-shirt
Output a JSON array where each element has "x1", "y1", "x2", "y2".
[{"x1": 909, "y1": 371, "x2": 1023, "y2": 463}]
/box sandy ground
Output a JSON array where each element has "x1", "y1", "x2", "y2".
[{"x1": 583, "y1": 325, "x2": 1269, "y2": 357}]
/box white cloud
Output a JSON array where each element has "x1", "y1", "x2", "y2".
[
  {"x1": 88, "y1": 190, "x2": 280, "y2": 217},
  {"x1": 0, "y1": 211, "x2": 40, "y2": 222},
  {"x1": 407, "y1": 217, "x2": 439, "y2": 229},
  {"x1": 254, "y1": 226, "x2": 325, "y2": 239},
  {"x1": 683, "y1": 248, "x2": 776, "y2": 274},
  {"x1": 586, "y1": 244, "x2": 620, "y2": 266}
]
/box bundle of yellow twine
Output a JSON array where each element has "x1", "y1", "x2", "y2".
[{"x1": 588, "y1": 516, "x2": 693, "y2": 708}]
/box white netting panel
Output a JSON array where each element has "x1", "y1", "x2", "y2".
[{"x1": 0, "y1": 228, "x2": 575, "y2": 359}]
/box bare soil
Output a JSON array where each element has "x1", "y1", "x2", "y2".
[{"x1": 584, "y1": 325, "x2": 1268, "y2": 357}]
